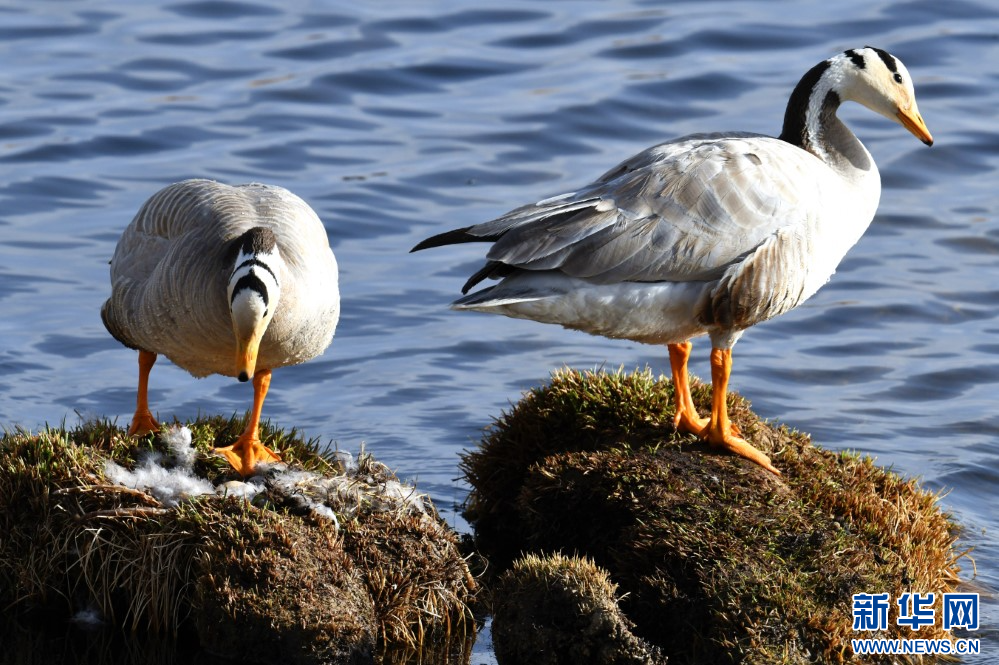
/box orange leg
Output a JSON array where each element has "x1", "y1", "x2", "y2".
[
  {"x1": 127, "y1": 350, "x2": 160, "y2": 437},
  {"x1": 214, "y1": 369, "x2": 282, "y2": 476},
  {"x1": 667, "y1": 341, "x2": 708, "y2": 434},
  {"x1": 702, "y1": 348, "x2": 781, "y2": 476}
]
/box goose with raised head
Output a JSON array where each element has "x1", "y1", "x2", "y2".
[
  {"x1": 102, "y1": 179, "x2": 340, "y2": 476},
  {"x1": 412, "y1": 47, "x2": 933, "y2": 476}
]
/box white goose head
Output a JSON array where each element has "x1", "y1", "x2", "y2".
[
  {"x1": 839, "y1": 46, "x2": 932, "y2": 144},
  {"x1": 226, "y1": 227, "x2": 284, "y2": 382},
  {"x1": 780, "y1": 46, "x2": 933, "y2": 159}
]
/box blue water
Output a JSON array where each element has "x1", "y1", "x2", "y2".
[{"x1": 1, "y1": 1, "x2": 997, "y2": 662}]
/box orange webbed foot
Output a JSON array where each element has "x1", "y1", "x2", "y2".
[
  {"x1": 127, "y1": 411, "x2": 160, "y2": 437},
  {"x1": 703, "y1": 421, "x2": 780, "y2": 476},
  {"x1": 214, "y1": 435, "x2": 282, "y2": 477},
  {"x1": 673, "y1": 408, "x2": 709, "y2": 436}
]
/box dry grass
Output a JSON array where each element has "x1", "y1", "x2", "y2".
[
  {"x1": 0, "y1": 416, "x2": 478, "y2": 662},
  {"x1": 341, "y1": 510, "x2": 477, "y2": 649},
  {"x1": 462, "y1": 367, "x2": 966, "y2": 665},
  {"x1": 192, "y1": 497, "x2": 377, "y2": 664}
]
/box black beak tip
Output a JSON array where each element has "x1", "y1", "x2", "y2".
[{"x1": 238, "y1": 371, "x2": 250, "y2": 383}]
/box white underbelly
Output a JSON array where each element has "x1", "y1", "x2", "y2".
[{"x1": 457, "y1": 275, "x2": 711, "y2": 346}]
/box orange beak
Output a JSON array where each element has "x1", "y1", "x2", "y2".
[
  {"x1": 897, "y1": 107, "x2": 933, "y2": 146},
  {"x1": 235, "y1": 332, "x2": 262, "y2": 383}
]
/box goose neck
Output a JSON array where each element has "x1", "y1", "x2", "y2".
[{"x1": 779, "y1": 60, "x2": 872, "y2": 175}]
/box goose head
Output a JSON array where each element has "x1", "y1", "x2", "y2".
[
  {"x1": 838, "y1": 46, "x2": 933, "y2": 146},
  {"x1": 226, "y1": 227, "x2": 284, "y2": 382}
]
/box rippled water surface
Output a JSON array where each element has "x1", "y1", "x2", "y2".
[{"x1": 1, "y1": 1, "x2": 997, "y2": 662}]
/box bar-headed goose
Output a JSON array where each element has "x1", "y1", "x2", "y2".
[
  {"x1": 102, "y1": 179, "x2": 340, "y2": 476},
  {"x1": 412, "y1": 47, "x2": 932, "y2": 475}
]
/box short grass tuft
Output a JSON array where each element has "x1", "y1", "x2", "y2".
[{"x1": 492, "y1": 552, "x2": 665, "y2": 665}]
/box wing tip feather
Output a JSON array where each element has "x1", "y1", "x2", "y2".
[{"x1": 410, "y1": 226, "x2": 483, "y2": 253}]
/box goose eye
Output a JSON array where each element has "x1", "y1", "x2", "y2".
[{"x1": 893, "y1": 72, "x2": 903, "y2": 84}]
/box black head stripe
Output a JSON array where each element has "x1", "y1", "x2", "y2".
[
  {"x1": 845, "y1": 49, "x2": 866, "y2": 69},
  {"x1": 233, "y1": 257, "x2": 278, "y2": 284},
  {"x1": 867, "y1": 46, "x2": 898, "y2": 73},
  {"x1": 231, "y1": 273, "x2": 269, "y2": 308}
]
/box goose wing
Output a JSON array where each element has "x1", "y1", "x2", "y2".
[
  {"x1": 101, "y1": 181, "x2": 234, "y2": 350},
  {"x1": 417, "y1": 133, "x2": 826, "y2": 291}
]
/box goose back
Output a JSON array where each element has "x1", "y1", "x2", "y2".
[{"x1": 102, "y1": 179, "x2": 339, "y2": 378}]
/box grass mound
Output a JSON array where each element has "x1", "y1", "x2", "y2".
[
  {"x1": 492, "y1": 552, "x2": 664, "y2": 665},
  {"x1": 0, "y1": 415, "x2": 476, "y2": 664},
  {"x1": 463, "y1": 367, "x2": 964, "y2": 664}
]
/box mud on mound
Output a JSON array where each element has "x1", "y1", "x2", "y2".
[
  {"x1": 0, "y1": 416, "x2": 477, "y2": 665},
  {"x1": 462, "y1": 368, "x2": 964, "y2": 664}
]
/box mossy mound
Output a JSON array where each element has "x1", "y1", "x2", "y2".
[
  {"x1": 463, "y1": 368, "x2": 964, "y2": 664},
  {"x1": 194, "y1": 503, "x2": 376, "y2": 664},
  {"x1": 0, "y1": 416, "x2": 476, "y2": 665},
  {"x1": 492, "y1": 552, "x2": 664, "y2": 665}
]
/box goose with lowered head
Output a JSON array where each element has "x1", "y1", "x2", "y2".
[{"x1": 102, "y1": 179, "x2": 340, "y2": 476}]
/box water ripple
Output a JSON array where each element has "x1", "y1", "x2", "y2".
[
  {"x1": 167, "y1": 1, "x2": 282, "y2": 20},
  {"x1": 1, "y1": 0, "x2": 998, "y2": 661}
]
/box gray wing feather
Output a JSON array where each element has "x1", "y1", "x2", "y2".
[{"x1": 462, "y1": 133, "x2": 822, "y2": 284}]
